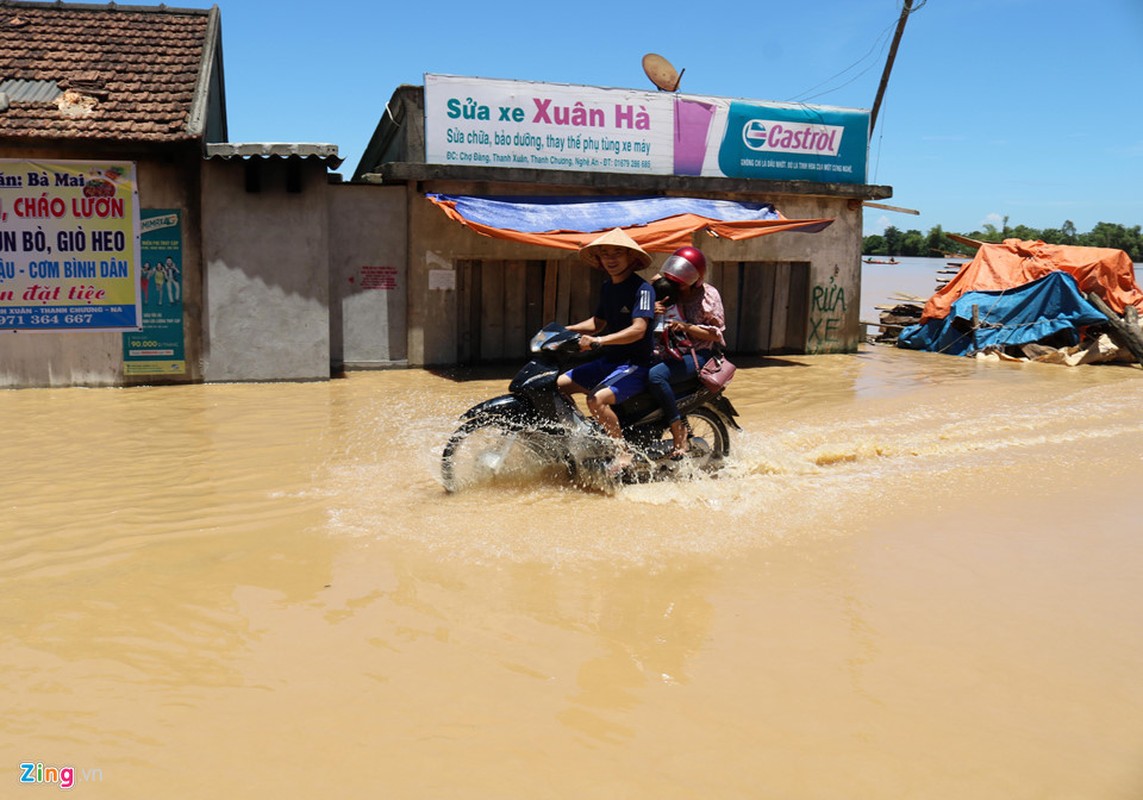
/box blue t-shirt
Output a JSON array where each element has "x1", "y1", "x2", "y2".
[{"x1": 595, "y1": 273, "x2": 655, "y2": 366}]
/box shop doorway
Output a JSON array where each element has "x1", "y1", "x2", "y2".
[
  {"x1": 456, "y1": 258, "x2": 810, "y2": 364},
  {"x1": 713, "y1": 260, "x2": 811, "y2": 355}
]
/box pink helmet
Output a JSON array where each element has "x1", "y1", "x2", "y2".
[{"x1": 660, "y1": 246, "x2": 707, "y2": 287}]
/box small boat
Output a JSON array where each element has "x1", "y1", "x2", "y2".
[{"x1": 863, "y1": 257, "x2": 900, "y2": 265}]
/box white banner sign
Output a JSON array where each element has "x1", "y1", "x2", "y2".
[
  {"x1": 425, "y1": 74, "x2": 675, "y2": 175},
  {"x1": 423, "y1": 74, "x2": 871, "y2": 183}
]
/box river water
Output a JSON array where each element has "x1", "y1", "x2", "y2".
[{"x1": 4, "y1": 264, "x2": 1143, "y2": 797}]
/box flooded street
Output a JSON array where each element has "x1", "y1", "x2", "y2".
[{"x1": 3, "y1": 342, "x2": 1143, "y2": 798}]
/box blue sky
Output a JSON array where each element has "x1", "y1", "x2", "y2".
[{"x1": 192, "y1": 0, "x2": 1142, "y2": 237}]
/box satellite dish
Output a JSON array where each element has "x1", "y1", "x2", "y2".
[{"x1": 642, "y1": 53, "x2": 683, "y2": 92}]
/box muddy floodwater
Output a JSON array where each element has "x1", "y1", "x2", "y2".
[{"x1": 3, "y1": 339, "x2": 1143, "y2": 797}]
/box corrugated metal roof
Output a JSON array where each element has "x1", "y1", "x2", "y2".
[
  {"x1": 0, "y1": 78, "x2": 60, "y2": 102},
  {"x1": 204, "y1": 142, "x2": 343, "y2": 167}
]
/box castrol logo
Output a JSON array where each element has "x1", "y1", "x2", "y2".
[{"x1": 742, "y1": 119, "x2": 843, "y2": 157}]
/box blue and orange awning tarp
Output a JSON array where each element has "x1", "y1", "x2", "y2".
[
  {"x1": 920, "y1": 239, "x2": 1143, "y2": 321},
  {"x1": 425, "y1": 194, "x2": 834, "y2": 254}
]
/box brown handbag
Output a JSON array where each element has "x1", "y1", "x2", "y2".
[{"x1": 695, "y1": 352, "x2": 736, "y2": 391}]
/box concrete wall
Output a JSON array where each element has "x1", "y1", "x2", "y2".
[
  {"x1": 697, "y1": 194, "x2": 864, "y2": 354},
  {"x1": 328, "y1": 184, "x2": 407, "y2": 368},
  {"x1": 0, "y1": 143, "x2": 203, "y2": 388},
  {"x1": 1, "y1": 150, "x2": 867, "y2": 386},
  {"x1": 200, "y1": 158, "x2": 331, "y2": 382}
]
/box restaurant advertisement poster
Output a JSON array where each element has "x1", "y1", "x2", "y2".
[
  {"x1": 423, "y1": 74, "x2": 869, "y2": 184},
  {"x1": 0, "y1": 159, "x2": 142, "y2": 332},
  {"x1": 122, "y1": 209, "x2": 185, "y2": 375}
]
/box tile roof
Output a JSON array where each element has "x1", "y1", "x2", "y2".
[{"x1": 0, "y1": 1, "x2": 222, "y2": 143}]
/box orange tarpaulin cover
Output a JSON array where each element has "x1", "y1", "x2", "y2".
[
  {"x1": 922, "y1": 239, "x2": 1143, "y2": 321},
  {"x1": 426, "y1": 195, "x2": 834, "y2": 254}
]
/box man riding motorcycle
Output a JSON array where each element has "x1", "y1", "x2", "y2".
[
  {"x1": 440, "y1": 236, "x2": 739, "y2": 492},
  {"x1": 556, "y1": 228, "x2": 656, "y2": 473}
]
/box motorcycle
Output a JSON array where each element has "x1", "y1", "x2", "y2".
[{"x1": 440, "y1": 323, "x2": 740, "y2": 492}]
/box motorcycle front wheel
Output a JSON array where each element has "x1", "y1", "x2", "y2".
[{"x1": 441, "y1": 416, "x2": 564, "y2": 493}]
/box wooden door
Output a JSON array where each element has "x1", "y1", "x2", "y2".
[
  {"x1": 458, "y1": 258, "x2": 600, "y2": 364},
  {"x1": 711, "y1": 260, "x2": 810, "y2": 355}
]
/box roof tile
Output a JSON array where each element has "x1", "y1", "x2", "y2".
[{"x1": 0, "y1": 1, "x2": 214, "y2": 143}]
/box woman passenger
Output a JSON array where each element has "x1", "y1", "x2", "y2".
[{"x1": 646, "y1": 246, "x2": 726, "y2": 458}]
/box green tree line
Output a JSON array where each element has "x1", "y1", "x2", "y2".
[{"x1": 863, "y1": 219, "x2": 1143, "y2": 262}]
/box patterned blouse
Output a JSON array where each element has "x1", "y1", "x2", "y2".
[{"x1": 668, "y1": 283, "x2": 726, "y2": 351}]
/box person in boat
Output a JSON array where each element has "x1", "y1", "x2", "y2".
[
  {"x1": 557, "y1": 228, "x2": 656, "y2": 470},
  {"x1": 646, "y1": 246, "x2": 726, "y2": 459}
]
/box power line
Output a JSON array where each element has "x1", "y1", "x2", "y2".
[
  {"x1": 787, "y1": 23, "x2": 896, "y2": 103},
  {"x1": 787, "y1": 0, "x2": 925, "y2": 108}
]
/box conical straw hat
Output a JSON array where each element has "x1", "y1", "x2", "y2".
[{"x1": 578, "y1": 228, "x2": 652, "y2": 270}]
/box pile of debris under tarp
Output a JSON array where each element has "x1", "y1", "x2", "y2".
[
  {"x1": 871, "y1": 300, "x2": 925, "y2": 343},
  {"x1": 874, "y1": 239, "x2": 1143, "y2": 367}
]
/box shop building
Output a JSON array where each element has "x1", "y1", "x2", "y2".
[
  {"x1": 2, "y1": 2, "x2": 892, "y2": 387},
  {"x1": 347, "y1": 78, "x2": 892, "y2": 368},
  {"x1": 1, "y1": 1, "x2": 340, "y2": 387}
]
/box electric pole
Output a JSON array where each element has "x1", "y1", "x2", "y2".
[{"x1": 870, "y1": 0, "x2": 913, "y2": 136}]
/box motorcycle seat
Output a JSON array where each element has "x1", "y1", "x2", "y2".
[{"x1": 615, "y1": 373, "x2": 702, "y2": 418}]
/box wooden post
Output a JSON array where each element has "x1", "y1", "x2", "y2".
[
  {"x1": 971, "y1": 303, "x2": 980, "y2": 352},
  {"x1": 1087, "y1": 292, "x2": 1143, "y2": 367}
]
